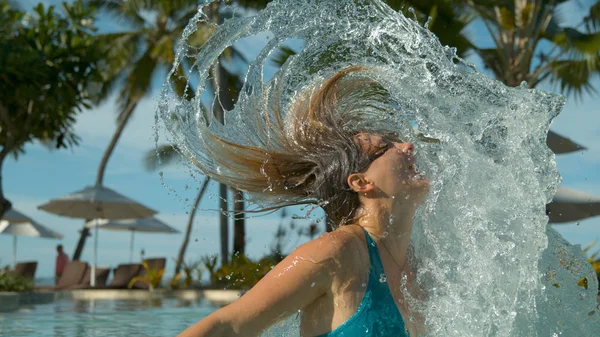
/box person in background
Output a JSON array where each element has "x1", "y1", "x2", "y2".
[{"x1": 55, "y1": 244, "x2": 69, "y2": 284}]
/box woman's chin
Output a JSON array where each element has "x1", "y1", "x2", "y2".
[{"x1": 409, "y1": 178, "x2": 430, "y2": 198}]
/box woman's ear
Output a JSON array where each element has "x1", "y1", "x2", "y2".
[{"x1": 347, "y1": 173, "x2": 374, "y2": 193}]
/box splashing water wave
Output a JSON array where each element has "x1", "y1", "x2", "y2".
[{"x1": 157, "y1": 0, "x2": 600, "y2": 336}]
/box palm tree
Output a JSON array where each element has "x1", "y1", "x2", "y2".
[
  {"x1": 72, "y1": 0, "x2": 202, "y2": 260},
  {"x1": 103, "y1": 0, "x2": 269, "y2": 267},
  {"x1": 465, "y1": 0, "x2": 600, "y2": 152},
  {"x1": 462, "y1": 0, "x2": 600, "y2": 218}
]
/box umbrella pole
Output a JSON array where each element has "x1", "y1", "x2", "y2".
[
  {"x1": 129, "y1": 231, "x2": 135, "y2": 263},
  {"x1": 92, "y1": 219, "x2": 98, "y2": 288},
  {"x1": 13, "y1": 236, "x2": 17, "y2": 268}
]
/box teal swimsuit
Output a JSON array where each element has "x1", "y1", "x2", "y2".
[{"x1": 316, "y1": 228, "x2": 409, "y2": 337}]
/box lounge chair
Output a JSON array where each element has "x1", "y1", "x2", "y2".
[
  {"x1": 130, "y1": 257, "x2": 166, "y2": 289},
  {"x1": 67, "y1": 267, "x2": 110, "y2": 289},
  {"x1": 106, "y1": 263, "x2": 142, "y2": 289},
  {"x1": 12, "y1": 261, "x2": 37, "y2": 279},
  {"x1": 37, "y1": 261, "x2": 88, "y2": 291}
]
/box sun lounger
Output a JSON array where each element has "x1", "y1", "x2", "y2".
[
  {"x1": 130, "y1": 257, "x2": 166, "y2": 289},
  {"x1": 37, "y1": 261, "x2": 88, "y2": 291},
  {"x1": 106, "y1": 263, "x2": 142, "y2": 289},
  {"x1": 12, "y1": 261, "x2": 37, "y2": 279},
  {"x1": 67, "y1": 267, "x2": 110, "y2": 289}
]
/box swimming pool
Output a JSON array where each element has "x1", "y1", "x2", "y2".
[{"x1": 0, "y1": 298, "x2": 217, "y2": 337}]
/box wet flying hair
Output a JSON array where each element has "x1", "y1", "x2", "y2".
[{"x1": 193, "y1": 66, "x2": 401, "y2": 229}]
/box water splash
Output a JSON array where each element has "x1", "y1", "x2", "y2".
[{"x1": 157, "y1": 0, "x2": 599, "y2": 335}]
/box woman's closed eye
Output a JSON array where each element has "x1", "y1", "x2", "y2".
[{"x1": 371, "y1": 139, "x2": 392, "y2": 159}]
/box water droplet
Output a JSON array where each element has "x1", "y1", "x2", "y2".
[
  {"x1": 379, "y1": 274, "x2": 387, "y2": 283},
  {"x1": 361, "y1": 282, "x2": 367, "y2": 287},
  {"x1": 311, "y1": 282, "x2": 316, "y2": 287}
]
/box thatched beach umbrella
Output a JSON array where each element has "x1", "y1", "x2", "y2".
[
  {"x1": 85, "y1": 217, "x2": 179, "y2": 262},
  {"x1": 38, "y1": 185, "x2": 157, "y2": 287},
  {"x1": 547, "y1": 186, "x2": 600, "y2": 224},
  {"x1": 0, "y1": 208, "x2": 63, "y2": 267}
]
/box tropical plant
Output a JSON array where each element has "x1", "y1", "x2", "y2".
[
  {"x1": 128, "y1": 261, "x2": 166, "y2": 291},
  {"x1": 169, "y1": 258, "x2": 204, "y2": 289},
  {"x1": 0, "y1": 0, "x2": 104, "y2": 218},
  {"x1": 464, "y1": 0, "x2": 600, "y2": 152},
  {"x1": 138, "y1": 0, "x2": 274, "y2": 269},
  {"x1": 75, "y1": 0, "x2": 270, "y2": 262},
  {"x1": 386, "y1": 0, "x2": 475, "y2": 58},
  {"x1": 0, "y1": 267, "x2": 34, "y2": 292},
  {"x1": 203, "y1": 253, "x2": 278, "y2": 290},
  {"x1": 70, "y1": 0, "x2": 201, "y2": 259},
  {"x1": 582, "y1": 240, "x2": 600, "y2": 293}
]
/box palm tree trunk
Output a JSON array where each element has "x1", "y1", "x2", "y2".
[
  {"x1": 211, "y1": 63, "x2": 230, "y2": 266},
  {"x1": 209, "y1": 47, "x2": 238, "y2": 265},
  {"x1": 0, "y1": 103, "x2": 15, "y2": 219},
  {"x1": 174, "y1": 177, "x2": 211, "y2": 276},
  {"x1": 325, "y1": 214, "x2": 333, "y2": 232},
  {"x1": 233, "y1": 189, "x2": 245, "y2": 256},
  {"x1": 219, "y1": 184, "x2": 229, "y2": 265},
  {"x1": 0, "y1": 147, "x2": 12, "y2": 219},
  {"x1": 72, "y1": 99, "x2": 139, "y2": 260}
]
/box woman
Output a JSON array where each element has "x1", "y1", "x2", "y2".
[{"x1": 178, "y1": 66, "x2": 429, "y2": 337}]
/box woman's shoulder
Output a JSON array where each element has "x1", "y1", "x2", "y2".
[{"x1": 293, "y1": 225, "x2": 366, "y2": 265}]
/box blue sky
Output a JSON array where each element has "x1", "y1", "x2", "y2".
[{"x1": 2, "y1": 0, "x2": 599, "y2": 279}]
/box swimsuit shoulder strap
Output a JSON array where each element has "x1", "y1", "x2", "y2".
[{"x1": 361, "y1": 228, "x2": 386, "y2": 276}]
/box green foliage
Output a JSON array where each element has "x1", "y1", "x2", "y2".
[
  {"x1": 201, "y1": 254, "x2": 278, "y2": 290},
  {"x1": 466, "y1": 0, "x2": 600, "y2": 96},
  {"x1": 128, "y1": 261, "x2": 166, "y2": 291},
  {"x1": 0, "y1": 0, "x2": 105, "y2": 157},
  {"x1": 0, "y1": 267, "x2": 34, "y2": 292},
  {"x1": 90, "y1": 0, "x2": 199, "y2": 116},
  {"x1": 582, "y1": 241, "x2": 600, "y2": 293},
  {"x1": 385, "y1": 0, "x2": 474, "y2": 57},
  {"x1": 170, "y1": 260, "x2": 203, "y2": 289}
]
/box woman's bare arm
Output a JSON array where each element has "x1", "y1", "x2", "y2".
[{"x1": 177, "y1": 232, "x2": 351, "y2": 337}]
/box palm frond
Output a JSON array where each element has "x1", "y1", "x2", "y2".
[
  {"x1": 476, "y1": 48, "x2": 504, "y2": 79},
  {"x1": 87, "y1": 0, "x2": 147, "y2": 29},
  {"x1": 549, "y1": 28, "x2": 600, "y2": 55},
  {"x1": 152, "y1": 35, "x2": 176, "y2": 63},
  {"x1": 270, "y1": 45, "x2": 296, "y2": 67},
  {"x1": 583, "y1": 240, "x2": 599, "y2": 254},
  {"x1": 94, "y1": 31, "x2": 143, "y2": 103},
  {"x1": 117, "y1": 47, "x2": 157, "y2": 121},
  {"x1": 186, "y1": 21, "x2": 218, "y2": 48},
  {"x1": 385, "y1": 0, "x2": 474, "y2": 57},
  {"x1": 158, "y1": 0, "x2": 198, "y2": 18},
  {"x1": 547, "y1": 57, "x2": 600, "y2": 98},
  {"x1": 232, "y1": 0, "x2": 271, "y2": 10},
  {"x1": 584, "y1": 1, "x2": 600, "y2": 32}
]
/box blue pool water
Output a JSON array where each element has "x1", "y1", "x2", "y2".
[{"x1": 0, "y1": 298, "x2": 217, "y2": 337}]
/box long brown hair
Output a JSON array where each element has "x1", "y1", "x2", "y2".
[{"x1": 194, "y1": 66, "x2": 399, "y2": 228}]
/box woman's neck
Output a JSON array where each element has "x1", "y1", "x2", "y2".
[{"x1": 356, "y1": 196, "x2": 419, "y2": 269}]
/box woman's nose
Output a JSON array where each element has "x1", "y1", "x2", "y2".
[{"x1": 394, "y1": 142, "x2": 414, "y2": 154}]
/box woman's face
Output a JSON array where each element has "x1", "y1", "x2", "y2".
[{"x1": 354, "y1": 133, "x2": 429, "y2": 199}]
